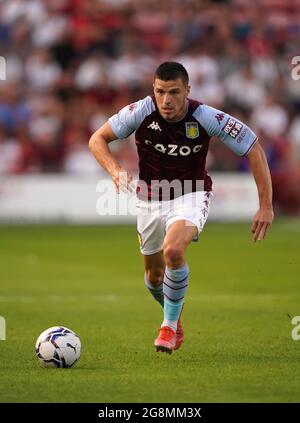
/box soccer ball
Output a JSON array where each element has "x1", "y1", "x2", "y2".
[{"x1": 35, "y1": 326, "x2": 81, "y2": 368}]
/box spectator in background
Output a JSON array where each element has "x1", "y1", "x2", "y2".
[{"x1": 0, "y1": 0, "x2": 299, "y2": 215}]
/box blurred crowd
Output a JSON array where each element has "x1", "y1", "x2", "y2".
[{"x1": 0, "y1": 0, "x2": 300, "y2": 213}]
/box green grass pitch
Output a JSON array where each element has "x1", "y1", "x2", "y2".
[{"x1": 0, "y1": 220, "x2": 299, "y2": 403}]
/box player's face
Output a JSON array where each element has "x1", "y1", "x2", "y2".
[{"x1": 153, "y1": 78, "x2": 190, "y2": 122}]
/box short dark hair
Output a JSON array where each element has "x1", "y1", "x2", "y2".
[{"x1": 154, "y1": 62, "x2": 189, "y2": 85}]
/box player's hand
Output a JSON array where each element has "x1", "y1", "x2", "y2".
[
  {"x1": 251, "y1": 207, "x2": 274, "y2": 242},
  {"x1": 111, "y1": 166, "x2": 135, "y2": 193}
]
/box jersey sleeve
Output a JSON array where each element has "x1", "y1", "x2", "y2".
[
  {"x1": 194, "y1": 104, "x2": 257, "y2": 156},
  {"x1": 108, "y1": 96, "x2": 155, "y2": 140}
]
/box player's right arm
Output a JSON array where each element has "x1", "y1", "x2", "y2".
[
  {"x1": 89, "y1": 122, "x2": 133, "y2": 193},
  {"x1": 89, "y1": 96, "x2": 154, "y2": 192}
]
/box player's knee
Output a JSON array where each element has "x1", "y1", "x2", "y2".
[
  {"x1": 146, "y1": 269, "x2": 164, "y2": 286},
  {"x1": 163, "y1": 245, "x2": 184, "y2": 267}
]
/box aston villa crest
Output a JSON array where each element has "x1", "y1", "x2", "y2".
[{"x1": 185, "y1": 122, "x2": 199, "y2": 139}]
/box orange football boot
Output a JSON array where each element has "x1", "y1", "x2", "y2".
[
  {"x1": 174, "y1": 318, "x2": 184, "y2": 350},
  {"x1": 154, "y1": 326, "x2": 176, "y2": 354}
]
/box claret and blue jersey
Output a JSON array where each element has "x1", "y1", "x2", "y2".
[{"x1": 108, "y1": 95, "x2": 257, "y2": 200}]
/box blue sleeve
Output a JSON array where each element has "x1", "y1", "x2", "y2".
[
  {"x1": 193, "y1": 104, "x2": 257, "y2": 156},
  {"x1": 108, "y1": 96, "x2": 155, "y2": 140}
]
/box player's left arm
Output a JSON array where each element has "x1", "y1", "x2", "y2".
[
  {"x1": 195, "y1": 104, "x2": 274, "y2": 241},
  {"x1": 246, "y1": 141, "x2": 274, "y2": 242}
]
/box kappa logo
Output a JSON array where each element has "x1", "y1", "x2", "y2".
[
  {"x1": 128, "y1": 103, "x2": 137, "y2": 112},
  {"x1": 147, "y1": 121, "x2": 162, "y2": 131},
  {"x1": 215, "y1": 113, "x2": 224, "y2": 124}
]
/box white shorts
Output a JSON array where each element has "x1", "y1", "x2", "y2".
[{"x1": 136, "y1": 191, "x2": 212, "y2": 256}]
